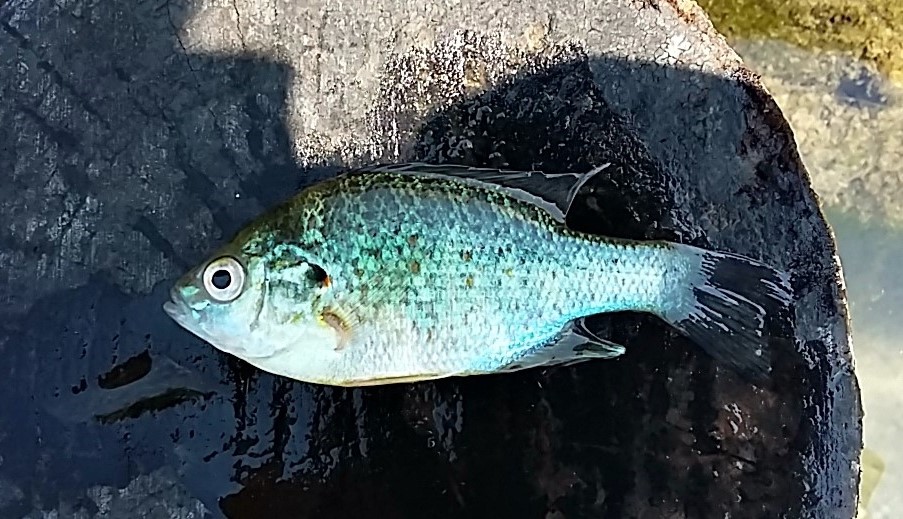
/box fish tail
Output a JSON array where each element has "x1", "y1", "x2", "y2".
[{"x1": 660, "y1": 243, "x2": 793, "y2": 380}]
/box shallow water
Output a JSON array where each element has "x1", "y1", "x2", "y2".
[{"x1": 823, "y1": 208, "x2": 903, "y2": 519}]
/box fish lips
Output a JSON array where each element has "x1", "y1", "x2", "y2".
[
  {"x1": 162, "y1": 286, "x2": 273, "y2": 359},
  {"x1": 162, "y1": 288, "x2": 221, "y2": 349},
  {"x1": 163, "y1": 287, "x2": 193, "y2": 327}
]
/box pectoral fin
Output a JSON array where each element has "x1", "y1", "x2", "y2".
[
  {"x1": 315, "y1": 271, "x2": 415, "y2": 351},
  {"x1": 500, "y1": 318, "x2": 626, "y2": 372},
  {"x1": 319, "y1": 307, "x2": 356, "y2": 351}
]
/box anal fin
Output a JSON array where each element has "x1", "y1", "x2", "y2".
[{"x1": 500, "y1": 318, "x2": 626, "y2": 372}]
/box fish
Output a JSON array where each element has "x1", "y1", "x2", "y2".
[{"x1": 163, "y1": 162, "x2": 793, "y2": 387}]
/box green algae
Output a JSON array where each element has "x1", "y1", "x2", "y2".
[{"x1": 696, "y1": 0, "x2": 903, "y2": 82}]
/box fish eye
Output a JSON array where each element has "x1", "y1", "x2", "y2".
[{"x1": 203, "y1": 256, "x2": 245, "y2": 302}]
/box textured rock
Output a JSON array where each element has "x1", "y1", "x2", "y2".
[
  {"x1": 21, "y1": 467, "x2": 207, "y2": 519},
  {"x1": 733, "y1": 38, "x2": 903, "y2": 227},
  {"x1": 0, "y1": 0, "x2": 860, "y2": 518},
  {"x1": 730, "y1": 38, "x2": 903, "y2": 519}
]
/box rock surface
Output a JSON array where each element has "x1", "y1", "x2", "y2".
[
  {"x1": 0, "y1": 0, "x2": 860, "y2": 518},
  {"x1": 734, "y1": 39, "x2": 903, "y2": 227},
  {"x1": 732, "y1": 37, "x2": 903, "y2": 519}
]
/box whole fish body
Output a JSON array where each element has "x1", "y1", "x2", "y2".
[{"x1": 164, "y1": 163, "x2": 792, "y2": 386}]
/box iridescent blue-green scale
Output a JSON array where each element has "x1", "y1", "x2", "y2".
[{"x1": 307, "y1": 173, "x2": 674, "y2": 380}]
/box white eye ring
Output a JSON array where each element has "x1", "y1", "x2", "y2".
[{"x1": 202, "y1": 256, "x2": 245, "y2": 302}]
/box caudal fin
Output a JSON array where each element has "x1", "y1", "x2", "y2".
[{"x1": 662, "y1": 244, "x2": 793, "y2": 380}]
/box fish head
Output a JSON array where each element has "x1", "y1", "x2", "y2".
[
  {"x1": 163, "y1": 245, "x2": 341, "y2": 367},
  {"x1": 163, "y1": 251, "x2": 272, "y2": 357}
]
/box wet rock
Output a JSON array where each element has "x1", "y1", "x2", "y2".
[
  {"x1": 730, "y1": 38, "x2": 903, "y2": 519},
  {"x1": 23, "y1": 467, "x2": 208, "y2": 519},
  {"x1": 0, "y1": 477, "x2": 25, "y2": 511}
]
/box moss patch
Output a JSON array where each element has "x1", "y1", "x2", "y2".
[{"x1": 696, "y1": 0, "x2": 903, "y2": 82}]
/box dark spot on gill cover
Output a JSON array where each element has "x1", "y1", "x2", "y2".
[
  {"x1": 97, "y1": 350, "x2": 152, "y2": 389},
  {"x1": 307, "y1": 263, "x2": 330, "y2": 285}
]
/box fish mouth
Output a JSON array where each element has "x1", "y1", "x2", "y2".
[{"x1": 163, "y1": 287, "x2": 189, "y2": 324}]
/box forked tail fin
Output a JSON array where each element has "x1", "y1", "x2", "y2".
[{"x1": 661, "y1": 243, "x2": 793, "y2": 380}]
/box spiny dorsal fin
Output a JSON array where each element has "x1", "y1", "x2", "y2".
[{"x1": 355, "y1": 162, "x2": 611, "y2": 222}]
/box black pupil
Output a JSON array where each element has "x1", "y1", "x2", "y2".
[
  {"x1": 211, "y1": 269, "x2": 232, "y2": 290},
  {"x1": 309, "y1": 264, "x2": 329, "y2": 284}
]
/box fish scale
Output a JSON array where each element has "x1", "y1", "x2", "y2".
[
  {"x1": 164, "y1": 163, "x2": 792, "y2": 386},
  {"x1": 296, "y1": 174, "x2": 676, "y2": 381}
]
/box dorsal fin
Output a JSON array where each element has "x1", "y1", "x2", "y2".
[{"x1": 352, "y1": 162, "x2": 611, "y2": 222}]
